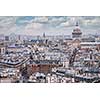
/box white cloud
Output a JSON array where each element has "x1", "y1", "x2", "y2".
[
  {"x1": 21, "y1": 22, "x2": 44, "y2": 35},
  {"x1": 33, "y1": 16, "x2": 48, "y2": 23},
  {"x1": 60, "y1": 21, "x2": 70, "y2": 27},
  {"x1": 49, "y1": 17, "x2": 65, "y2": 23},
  {"x1": 0, "y1": 16, "x2": 18, "y2": 34},
  {"x1": 0, "y1": 16, "x2": 100, "y2": 35},
  {"x1": 25, "y1": 22, "x2": 43, "y2": 30}
]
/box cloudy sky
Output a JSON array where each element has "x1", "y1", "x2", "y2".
[{"x1": 0, "y1": 16, "x2": 100, "y2": 36}]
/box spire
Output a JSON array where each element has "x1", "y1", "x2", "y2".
[{"x1": 76, "y1": 22, "x2": 79, "y2": 26}]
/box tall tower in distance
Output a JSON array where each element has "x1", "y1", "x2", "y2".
[
  {"x1": 72, "y1": 22, "x2": 82, "y2": 39},
  {"x1": 5, "y1": 36, "x2": 9, "y2": 41},
  {"x1": 43, "y1": 32, "x2": 46, "y2": 38}
]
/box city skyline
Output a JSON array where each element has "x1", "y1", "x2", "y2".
[
  {"x1": 0, "y1": 16, "x2": 100, "y2": 83},
  {"x1": 0, "y1": 16, "x2": 100, "y2": 36}
]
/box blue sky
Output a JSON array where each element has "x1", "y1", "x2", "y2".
[{"x1": 0, "y1": 16, "x2": 100, "y2": 35}]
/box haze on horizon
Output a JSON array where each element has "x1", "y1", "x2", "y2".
[{"x1": 0, "y1": 16, "x2": 100, "y2": 36}]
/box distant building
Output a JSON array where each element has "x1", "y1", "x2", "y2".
[
  {"x1": 27, "y1": 60, "x2": 62, "y2": 75},
  {"x1": 82, "y1": 36, "x2": 95, "y2": 42},
  {"x1": 7, "y1": 44, "x2": 29, "y2": 53},
  {"x1": 43, "y1": 32, "x2": 46, "y2": 38},
  {"x1": 72, "y1": 22, "x2": 82, "y2": 39},
  {"x1": 96, "y1": 37, "x2": 100, "y2": 42},
  {"x1": 0, "y1": 45, "x2": 6, "y2": 55},
  {"x1": 5, "y1": 36, "x2": 9, "y2": 41},
  {"x1": 72, "y1": 39, "x2": 81, "y2": 48},
  {"x1": 80, "y1": 42, "x2": 100, "y2": 49}
]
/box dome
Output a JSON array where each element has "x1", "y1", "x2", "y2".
[
  {"x1": 72, "y1": 22, "x2": 82, "y2": 38},
  {"x1": 72, "y1": 22, "x2": 82, "y2": 34},
  {"x1": 73, "y1": 28, "x2": 81, "y2": 31}
]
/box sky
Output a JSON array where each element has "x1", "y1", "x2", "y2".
[{"x1": 0, "y1": 16, "x2": 100, "y2": 36}]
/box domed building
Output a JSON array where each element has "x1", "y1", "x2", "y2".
[{"x1": 72, "y1": 22, "x2": 82, "y2": 39}]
